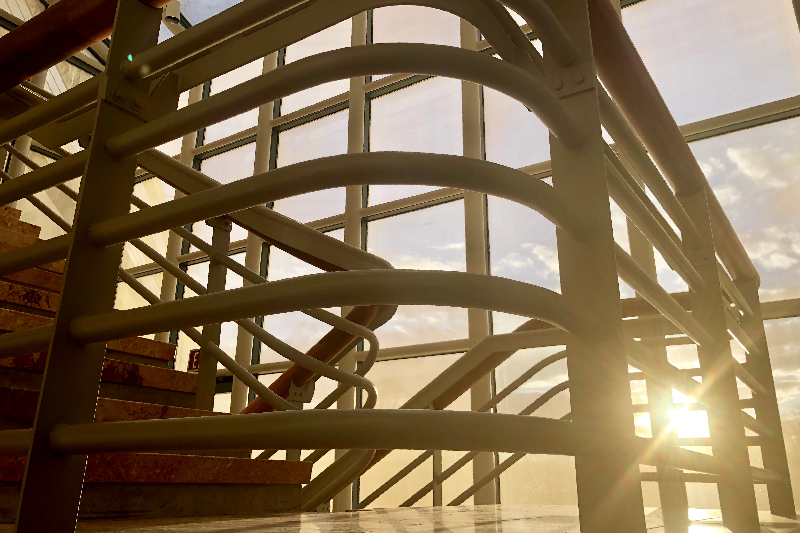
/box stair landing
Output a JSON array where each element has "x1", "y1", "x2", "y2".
[{"x1": 0, "y1": 505, "x2": 793, "y2": 532}]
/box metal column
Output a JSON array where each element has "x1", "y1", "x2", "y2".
[
  {"x1": 679, "y1": 188, "x2": 761, "y2": 533},
  {"x1": 547, "y1": 1, "x2": 646, "y2": 531},
  {"x1": 735, "y1": 277, "x2": 796, "y2": 518},
  {"x1": 14, "y1": 1, "x2": 171, "y2": 530},
  {"x1": 196, "y1": 217, "x2": 232, "y2": 410},
  {"x1": 461, "y1": 17, "x2": 497, "y2": 507}
]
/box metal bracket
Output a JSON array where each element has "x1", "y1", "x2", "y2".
[
  {"x1": 547, "y1": 63, "x2": 595, "y2": 99},
  {"x1": 288, "y1": 380, "x2": 315, "y2": 404},
  {"x1": 206, "y1": 216, "x2": 233, "y2": 232}
]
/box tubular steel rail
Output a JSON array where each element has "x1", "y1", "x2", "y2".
[{"x1": 0, "y1": 0, "x2": 793, "y2": 532}]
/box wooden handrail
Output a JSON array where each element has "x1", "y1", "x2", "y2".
[{"x1": 0, "y1": 0, "x2": 173, "y2": 94}]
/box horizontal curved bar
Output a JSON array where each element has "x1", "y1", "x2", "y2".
[
  {"x1": 94, "y1": 152, "x2": 592, "y2": 247},
  {"x1": 0, "y1": 324, "x2": 53, "y2": 358},
  {"x1": 0, "y1": 235, "x2": 71, "y2": 276},
  {"x1": 50, "y1": 409, "x2": 583, "y2": 456},
  {"x1": 0, "y1": 150, "x2": 87, "y2": 207},
  {"x1": 69, "y1": 270, "x2": 587, "y2": 345},
  {"x1": 137, "y1": 149, "x2": 394, "y2": 276},
  {"x1": 0, "y1": 78, "x2": 98, "y2": 145},
  {"x1": 47, "y1": 409, "x2": 744, "y2": 483},
  {"x1": 173, "y1": 0, "x2": 545, "y2": 89},
  {"x1": 107, "y1": 43, "x2": 587, "y2": 159}
]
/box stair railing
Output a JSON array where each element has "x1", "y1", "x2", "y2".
[{"x1": 0, "y1": 137, "x2": 384, "y2": 414}]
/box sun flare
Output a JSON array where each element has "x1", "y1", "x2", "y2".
[{"x1": 667, "y1": 408, "x2": 710, "y2": 439}]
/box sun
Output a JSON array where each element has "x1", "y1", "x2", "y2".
[{"x1": 667, "y1": 407, "x2": 710, "y2": 439}]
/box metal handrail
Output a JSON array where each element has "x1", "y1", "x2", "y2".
[
  {"x1": 108, "y1": 43, "x2": 588, "y2": 160},
  {"x1": 94, "y1": 151, "x2": 592, "y2": 248}
]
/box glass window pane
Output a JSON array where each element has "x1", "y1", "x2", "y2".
[
  {"x1": 200, "y1": 143, "x2": 257, "y2": 185},
  {"x1": 204, "y1": 60, "x2": 263, "y2": 143},
  {"x1": 494, "y1": 346, "x2": 575, "y2": 505},
  {"x1": 488, "y1": 195, "x2": 560, "y2": 293},
  {"x1": 115, "y1": 273, "x2": 163, "y2": 312},
  {"x1": 373, "y1": 6, "x2": 460, "y2": 46},
  {"x1": 258, "y1": 246, "x2": 329, "y2": 364},
  {"x1": 623, "y1": 0, "x2": 800, "y2": 124},
  {"x1": 369, "y1": 77, "x2": 463, "y2": 204},
  {"x1": 358, "y1": 354, "x2": 467, "y2": 509},
  {"x1": 174, "y1": 254, "x2": 245, "y2": 371},
  {"x1": 196, "y1": 143, "x2": 256, "y2": 245},
  {"x1": 484, "y1": 86, "x2": 551, "y2": 170},
  {"x1": 281, "y1": 20, "x2": 352, "y2": 115},
  {"x1": 179, "y1": 0, "x2": 241, "y2": 24},
  {"x1": 274, "y1": 111, "x2": 348, "y2": 223},
  {"x1": 689, "y1": 118, "x2": 800, "y2": 301},
  {"x1": 367, "y1": 201, "x2": 468, "y2": 348}
]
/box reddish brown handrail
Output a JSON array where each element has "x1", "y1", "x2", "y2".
[{"x1": 0, "y1": 0, "x2": 173, "y2": 94}]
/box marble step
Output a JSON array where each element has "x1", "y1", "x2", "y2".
[
  {"x1": 0, "y1": 389, "x2": 219, "y2": 428},
  {"x1": 0, "y1": 454, "x2": 311, "y2": 521},
  {"x1": 0, "y1": 267, "x2": 61, "y2": 293},
  {"x1": 0, "y1": 227, "x2": 37, "y2": 249},
  {"x1": 0, "y1": 280, "x2": 58, "y2": 316},
  {"x1": 0, "y1": 218, "x2": 40, "y2": 239},
  {"x1": 0, "y1": 308, "x2": 175, "y2": 367},
  {"x1": 0, "y1": 241, "x2": 63, "y2": 274},
  {"x1": 0, "y1": 207, "x2": 21, "y2": 222},
  {"x1": 0, "y1": 355, "x2": 197, "y2": 408}
]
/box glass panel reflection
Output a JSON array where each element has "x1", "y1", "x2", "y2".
[{"x1": 369, "y1": 77, "x2": 463, "y2": 204}]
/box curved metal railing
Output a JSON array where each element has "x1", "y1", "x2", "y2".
[{"x1": 0, "y1": 0, "x2": 789, "y2": 529}]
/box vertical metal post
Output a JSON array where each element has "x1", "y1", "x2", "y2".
[
  {"x1": 332, "y1": 11, "x2": 369, "y2": 513},
  {"x1": 461, "y1": 17, "x2": 497, "y2": 507},
  {"x1": 155, "y1": 83, "x2": 204, "y2": 344},
  {"x1": 6, "y1": 71, "x2": 48, "y2": 210},
  {"x1": 623, "y1": 162, "x2": 689, "y2": 530},
  {"x1": 195, "y1": 217, "x2": 232, "y2": 410},
  {"x1": 230, "y1": 52, "x2": 276, "y2": 413},
  {"x1": 678, "y1": 188, "x2": 761, "y2": 532},
  {"x1": 545, "y1": 1, "x2": 646, "y2": 531},
  {"x1": 14, "y1": 1, "x2": 169, "y2": 531},
  {"x1": 735, "y1": 277, "x2": 796, "y2": 518}
]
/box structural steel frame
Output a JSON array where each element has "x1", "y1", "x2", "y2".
[{"x1": 0, "y1": 0, "x2": 795, "y2": 531}]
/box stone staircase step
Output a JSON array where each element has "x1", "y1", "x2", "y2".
[
  {"x1": 0, "y1": 389, "x2": 218, "y2": 427},
  {"x1": 0, "y1": 280, "x2": 58, "y2": 315},
  {"x1": 106, "y1": 336, "x2": 176, "y2": 366},
  {"x1": 0, "y1": 356, "x2": 197, "y2": 408},
  {"x1": 0, "y1": 227, "x2": 37, "y2": 249},
  {"x1": 0, "y1": 454, "x2": 311, "y2": 521},
  {"x1": 0, "y1": 217, "x2": 39, "y2": 238},
  {"x1": 0, "y1": 267, "x2": 62, "y2": 293},
  {"x1": 0, "y1": 308, "x2": 175, "y2": 367},
  {"x1": 0, "y1": 207, "x2": 21, "y2": 221}
]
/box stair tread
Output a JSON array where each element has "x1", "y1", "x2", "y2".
[
  {"x1": 106, "y1": 337, "x2": 176, "y2": 362},
  {"x1": 0, "y1": 308, "x2": 176, "y2": 362},
  {"x1": 0, "y1": 267, "x2": 62, "y2": 293},
  {"x1": 0, "y1": 389, "x2": 221, "y2": 426},
  {"x1": 0, "y1": 454, "x2": 312, "y2": 484},
  {"x1": 0, "y1": 216, "x2": 40, "y2": 238},
  {"x1": 0, "y1": 280, "x2": 58, "y2": 313},
  {"x1": 0, "y1": 207, "x2": 21, "y2": 221},
  {"x1": 0, "y1": 355, "x2": 197, "y2": 394},
  {"x1": 0, "y1": 227, "x2": 38, "y2": 249}
]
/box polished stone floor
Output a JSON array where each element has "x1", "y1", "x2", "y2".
[{"x1": 1, "y1": 506, "x2": 797, "y2": 532}]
